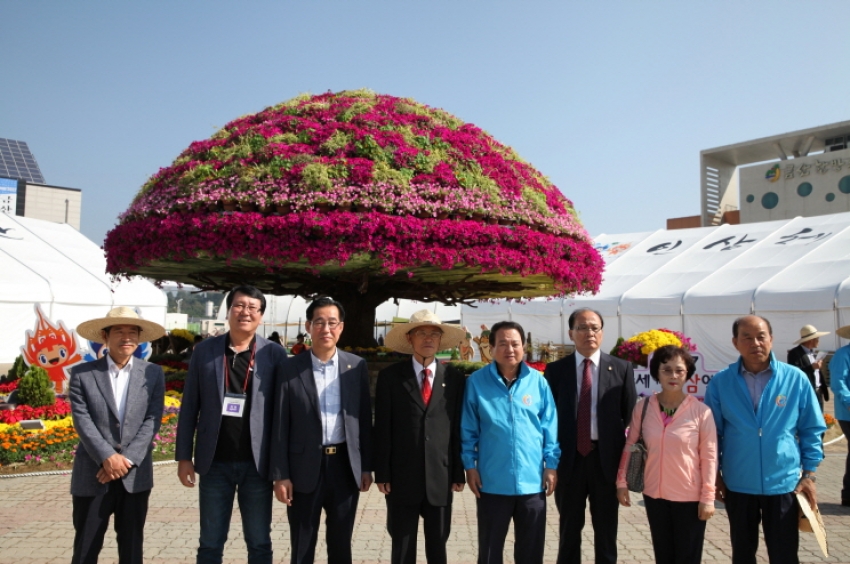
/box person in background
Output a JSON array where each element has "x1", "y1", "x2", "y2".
[
  {"x1": 704, "y1": 315, "x2": 825, "y2": 564},
  {"x1": 268, "y1": 332, "x2": 283, "y2": 346},
  {"x1": 69, "y1": 307, "x2": 166, "y2": 564},
  {"x1": 787, "y1": 324, "x2": 830, "y2": 412},
  {"x1": 830, "y1": 324, "x2": 850, "y2": 506},
  {"x1": 543, "y1": 308, "x2": 636, "y2": 564},
  {"x1": 290, "y1": 333, "x2": 308, "y2": 355},
  {"x1": 175, "y1": 285, "x2": 287, "y2": 564},
  {"x1": 461, "y1": 320, "x2": 559, "y2": 564},
  {"x1": 373, "y1": 310, "x2": 467, "y2": 564},
  {"x1": 616, "y1": 346, "x2": 717, "y2": 564}
]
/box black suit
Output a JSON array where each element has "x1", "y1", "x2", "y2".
[
  {"x1": 270, "y1": 349, "x2": 372, "y2": 564},
  {"x1": 787, "y1": 345, "x2": 829, "y2": 411},
  {"x1": 373, "y1": 359, "x2": 465, "y2": 564},
  {"x1": 544, "y1": 352, "x2": 636, "y2": 564}
]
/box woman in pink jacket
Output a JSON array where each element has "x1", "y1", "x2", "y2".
[{"x1": 616, "y1": 345, "x2": 717, "y2": 564}]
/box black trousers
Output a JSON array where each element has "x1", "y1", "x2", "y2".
[
  {"x1": 477, "y1": 491, "x2": 546, "y2": 564},
  {"x1": 643, "y1": 495, "x2": 706, "y2": 564},
  {"x1": 724, "y1": 489, "x2": 799, "y2": 564},
  {"x1": 386, "y1": 494, "x2": 451, "y2": 564},
  {"x1": 287, "y1": 445, "x2": 360, "y2": 564},
  {"x1": 71, "y1": 480, "x2": 150, "y2": 564},
  {"x1": 841, "y1": 420, "x2": 850, "y2": 501},
  {"x1": 554, "y1": 448, "x2": 619, "y2": 564}
]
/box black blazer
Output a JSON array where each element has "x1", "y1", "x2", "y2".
[
  {"x1": 544, "y1": 352, "x2": 636, "y2": 483},
  {"x1": 373, "y1": 359, "x2": 465, "y2": 507},
  {"x1": 270, "y1": 349, "x2": 372, "y2": 493},
  {"x1": 787, "y1": 345, "x2": 829, "y2": 400},
  {"x1": 175, "y1": 334, "x2": 286, "y2": 478}
]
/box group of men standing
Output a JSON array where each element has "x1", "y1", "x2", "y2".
[{"x1": 66, "y1": 284, "x2": 830, "y2": 564}]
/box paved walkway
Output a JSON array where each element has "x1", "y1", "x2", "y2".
[{"x1": 1, "y1": 447, "x2": 849, "y2": 563}]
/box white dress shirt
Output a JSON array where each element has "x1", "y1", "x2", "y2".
[
  {"x1": 107, "y1": 355, "x2": 133, "y2": 430},
  {"x1": 412, "y1": 357, "x2": 437, "y2": 393},
  {"x1": 311, "y1": 349, "x2": 345, "y2": 445},
  {"x1": 575, "y1": 349, "x2": 601, "y2": 441},
  {"x1": 802, "y1": 345, "x2": 822, "y2": 387}
]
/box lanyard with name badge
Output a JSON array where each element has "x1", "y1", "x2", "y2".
[{"x1": 221, "y1": 342, "x2": 256, "y2": 418}]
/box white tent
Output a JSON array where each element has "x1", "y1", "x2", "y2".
[
  {"x1": 462, "y1": 212, "x2": 850, "y2": 369},
  {"x1": 0, "y1": 212, "x2": 166, "y2": 364}
]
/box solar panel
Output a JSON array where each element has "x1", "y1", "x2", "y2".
[{"x1": 0, "y1": 138, "x2": 45, "y2": 183}]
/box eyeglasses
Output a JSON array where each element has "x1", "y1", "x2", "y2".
[
  {"x1": 574, "y1": 325, "x2": 602, "y2": 334},
  {"x1": 411, "y1": 331, "x2": 443, "y2": 340},
  {"x1": 311, "y1": 320, "x2": 341, "y2": 330},
  {"x1": 659, "y1": 368, "x2": 688, "y2": 377},
  {"x1": 231, "y1": 304, "x2": 261, "y2": 314}
]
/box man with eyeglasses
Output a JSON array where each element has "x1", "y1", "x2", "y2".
[
  {"x1": 544, "y1": 308, "x2": 636, "y2": 564},
  {"x1": 175, "y1": 285, "x2": 287, "y2": 564},
  {"x1": 270, "y1": 296, "x2": 373, "y2": 564},
  {"x1": 373, "y1": 310, "x2": 467, "y2": 564}
]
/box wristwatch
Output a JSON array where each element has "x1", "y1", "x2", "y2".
[{"x1": 801, "y1": 472, "x2": 816, "y2": 482}]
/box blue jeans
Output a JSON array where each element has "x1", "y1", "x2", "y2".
[{"x1": 197, "y1": 460, "x2": 273, "y2": 564}]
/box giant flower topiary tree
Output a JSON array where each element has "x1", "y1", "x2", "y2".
[{"x1": 105, "y1": 90, "x2": 604, "y2": 346}]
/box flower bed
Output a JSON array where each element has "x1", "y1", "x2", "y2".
[
  {"x1": 610, "y1": 328, "x2": 696, "y2": 367},
  {"x1": 0, "y1": 399, "x2": 72, "y2": 425},
  {"x1": 0, "y1": 396, "x2": 181, "y2": 471}
]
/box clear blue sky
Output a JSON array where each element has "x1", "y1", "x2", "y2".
[{"x1": 3, "y1": 1, "x2": 849, "y2": 246}]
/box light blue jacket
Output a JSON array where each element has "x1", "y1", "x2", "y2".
[
  {"x1": 704, "y1": 353, "x2": 825, "y2": 496},
  {"x1": 460, "y1": 362, "x2": 560, "y2": 496},
  {"x1": 830, "y1": 345, "x2": 850, "y2": 422}
]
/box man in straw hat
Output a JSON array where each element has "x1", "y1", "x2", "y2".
[
  {"x1": 175, "y1": 285, "x2": 287, "y2": 564},
  {"x1": 787, "y1": 324, "x2": 831, "y2": 412},
  {"x1": 373, "y1": 310, "x2": 467, "y2": 564},
  {"x1": 70, "y1": 306, "x2": 166, "y2": 564},
  {"x1": 830, "y1": 324, "x2": 850, "y2": 506}
]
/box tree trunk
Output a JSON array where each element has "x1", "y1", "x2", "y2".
[{"x1": 335, "y1": 291, "x2": 387, "y2": 348}]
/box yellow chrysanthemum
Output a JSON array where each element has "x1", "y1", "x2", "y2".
[
  {"x1": 164, "y1": 396, "x2": 181, "y2": 408},
  {"x1": 626, "y1": 330, "x2": 682, "y2": 356}
]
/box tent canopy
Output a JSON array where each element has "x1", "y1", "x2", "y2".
[
  {"x1": 462, "y1": 212, "x2": 850, "y2": 369},
  {"x1": 0, "y1": 212, "x2": 166, "y2": 364}
]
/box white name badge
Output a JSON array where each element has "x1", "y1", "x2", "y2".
[{"x1": 222, "y1": 393, "x2": 246, "y2": 417}]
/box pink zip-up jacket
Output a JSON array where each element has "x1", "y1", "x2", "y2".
[{"x1": 616, "y1": 394, "x2": 717, "y2": 504}]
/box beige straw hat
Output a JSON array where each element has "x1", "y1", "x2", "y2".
[
  {"x1": 384, "y1": 310, "x2": 467, "y2": 355},
  {"x1": 77, "y1": 306, "x2": 166, "y2": 344},
  {"x1": 793, "y1": 325, "x2": 830, "y2": 346},
  {"x1": 796, "y1": 492, "x2": 828, "y2": 557},
  {"x1": 837, "y1": 325, "x2": 850, "y2": 340}
]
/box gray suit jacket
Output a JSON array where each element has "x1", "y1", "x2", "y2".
[
  {"x1": 270, "y1": 349, "x2": 372, "y2": 492},
  {"x1": 175, "y1": 334, "x2": 287, "y2": 478},
  {"x1": 68, "y1": 356, "x2": 165, "y2": 496}
]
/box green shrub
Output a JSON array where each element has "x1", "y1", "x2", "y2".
[
  {"x1": 3, "y1": 355, "x2": 27, "y2": 381},
  {"x1": 447, "y1": 361, "x2": 487, "y2": 376},
  {"x1": 17, "y1": 365, "x2": 56, "y2": 408}
]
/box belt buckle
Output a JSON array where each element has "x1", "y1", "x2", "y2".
[{"x1": 324, "y1": 446, "x2": 337, "y2": 455}]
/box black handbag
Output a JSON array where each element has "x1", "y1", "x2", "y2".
[{"x1": 625, "y1": 397, "x2": 651, "y2": 493}]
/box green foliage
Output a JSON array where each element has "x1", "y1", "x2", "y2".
[
  {"x1": 6, "y1": 356, "x2": 27, "y2": 381},
  {"x1": 450, "y1": 348, "x2": 460, "y2": 360},
  {"x1": 610, "y1": 337, "x2": 625, "y2": 356},
  {"x1": 302, "y1": 163, "x2": 334, "y2": 191},
  {"x1": 17, "y1": 365, "x2": 56, "y2": 408},
  {"x1": 447, "y1": 361, "x2": 487, "y2": 376},
  {"x1": 166, "y1": 290, "x2": 224, "y2": 318}
]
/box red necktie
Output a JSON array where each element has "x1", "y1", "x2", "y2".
[
  {"x1": 422, "y1": 368, "x2": 432, "y2": 406},
  {"x1": 577, "y1": 358, "x2": 593, "y2": 456}
]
